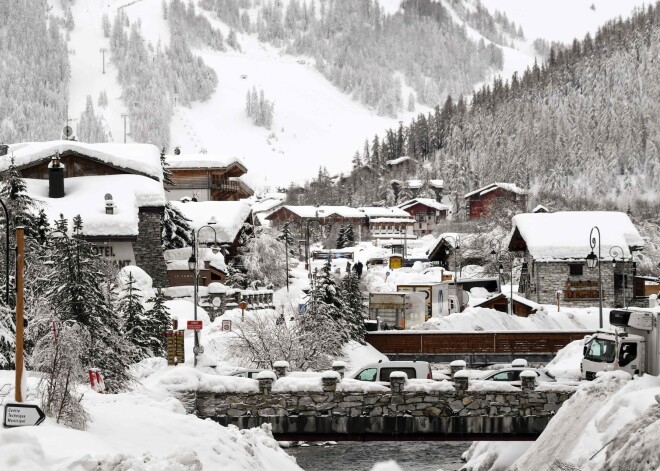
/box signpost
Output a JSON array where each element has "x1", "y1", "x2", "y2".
[
  {"x1": 3, "y1": 403, "x2": 45, "y2": 428},
  {"x1": 166, "y1": 330, "x2": 185, "y2": 365},
  {"x1": 221, "y1": 320, "x2": 232, "y2": 332},
  {"x1": 240, "y1": 300, "x2": 247, "y2": 321},
  {"x1": 187, "y1": 320, "x2": 203, "y2": 330}
]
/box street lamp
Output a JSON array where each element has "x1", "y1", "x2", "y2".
[
  {"x1": 0, "y1": 198, "x2": 9, "y2": 306},
  {"x1": 188, "y1": 221, "x2": 220, "y2": 367},
  {"x1": 304, "y1": 218, "x2": 324, "y2": 273},
  {"x1": 443, "y1": 235, "x2": 460, "y2": 279},
  {"x1": 610, "y1": 245, "x2": 627, "y2": 309},
  {"x1": 283, "y1": 221, "x2": 303, "y2": 292},
  {"x1": 586, "y1": 226, "x2": 603, "y2": 329},
  {"x1": 492, "y1": 250, "x2": 514, "y2": 315},
  {"x1": 489, "y1": 240, "x2": 502, "y2": 291}
]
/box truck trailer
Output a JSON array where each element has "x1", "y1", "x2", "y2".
[
  {"x1": 368, "y1": 292, "x2": 426, "y2": 330},
  {"x1": 581, "y1": 309, "x2": 660, "y2": 379},
  {"x1": 396, "y1": 282, "x2": 467, "y2": 319}
]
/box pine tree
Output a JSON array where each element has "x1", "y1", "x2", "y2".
[
  {"x1": 0, "y1": 157, "x2": 39, "y2": 236},
  {"x1": 145, "y1": 288, "x2": 171, "y2": 357},
  {"x1": 160, "y1": 148, "x2": 175, "y2": 187},
  {"x1": 336, "y1": 225, "x2": 346, "y2": 249},
  {"x1": 119, "y1": 272, "x2": 150, "y2": 360},
  {"x1": 344, "y1": 225, "x2": 355, "y2": 247},
  {"x1": 44, "y1": 218, "x2": 134, "y2": 392},
  {"x1": 162, "y1": 202, "x2": 193, "y2": 249},
  {"x1": 340, "y1": 271, "x2": 366, "y2": 343}
]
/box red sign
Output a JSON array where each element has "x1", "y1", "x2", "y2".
[{"x1": 187, "y1": 320, "x2": 203, "y2": 330}]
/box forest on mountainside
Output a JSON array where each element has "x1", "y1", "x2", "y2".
[
  {"x1": 109, "y1": 2, "x2": 218, "y2": 148},
  {"x1": 0, "y1": 1, "x2": 70, "y2": 143},
  {"x1": 201, "y1": 0, "x2": 505, "y2": 116},
  {"x1": 293, "y1": 3, "x2": 660, "y2": 218}
]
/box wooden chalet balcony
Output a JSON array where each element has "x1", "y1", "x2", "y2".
[{"x1": 167, "y1": 176, "x2": 240, "y2": 192}]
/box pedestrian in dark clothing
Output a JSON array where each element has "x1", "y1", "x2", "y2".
[{"x1": 354, "y1": 261, "x2": 364, "y2": 279}]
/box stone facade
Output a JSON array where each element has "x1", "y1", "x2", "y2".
[
  {"x1": 521, "y1": 255, "x2": 644, "y2": 308},
  {"x1": 134, "y1": 207, "x2": 168, "y2": 288}
]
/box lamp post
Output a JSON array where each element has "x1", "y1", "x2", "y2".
[
  {"x1": 492, "y1": 250, "x2": 514, "y2": 315},
  {"x1": 443, "y1": 235, "x2": 460, "y2": 280},
  {"x1": 610, "y1": 245, "x2": 627, "y2": 309},
  {"x1": 304, "y1": 218, "x2": 323, "y2": 273},
  {"x1": 187, "y1": 220, "x2": 220, "y2": 367},
  {"x1": 586, "y1": 226, "x2": 603, "y2": 329},
  {"x1": 0, "y1": 198, "x2": 9, "y2": 305},
  {"x1": 283, "y1": 221, "x2": 303, "y2": 292},
  {"x1": 489, "y1": 240, "x2": 502, "y2": 292}
]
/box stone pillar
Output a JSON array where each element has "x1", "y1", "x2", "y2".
[
  {"x1": 331, "y1": 361, "x2": 347, "y2": 379},
  {"x1": 133, "y1": 207, "x2": 169, "y2": 288},
  {"x1": 453, "y1": 371, "x2": 469, "y2": 394},
  {"x1": 450, "y1": 360, "x2": 466, "y2": 378},
  {"x1": 273, "y1": 361, "x2": 289, "y2": 378},
  {"x1": 256, "y1": 371, "x2": 276, "y2": 394},
  {"x1": 389, "y1": 372, "x2": 407, "y2": 394},
  {"x1": 520, "y1": 370, "x2": 537, "y2": 392},
  {"x1": 321, "y1": 371, "x2": 340, "y2": 392}
]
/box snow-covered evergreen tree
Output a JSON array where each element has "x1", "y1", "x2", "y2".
[
  {"x1": 78, "y1": 95, "x2": 108, "y2": 143},
  {"x1": 336, "y1": 225, "x2": 346, "y2": 249},
  {"x1": 145, "y1": 288, "x2": 171, "y2": 357},
  {"x1": 118, "y1": 272, "x2": 151, "y2": 361},
  {"x1": 340, "y1": 271, "x2": 366, "y2": 344},
  {"x1": 162, "y1": 202, "x2": 193, "y2": 250},
  {"x1": 344, "y1": 225, "x2": 355, "y2": 247}
]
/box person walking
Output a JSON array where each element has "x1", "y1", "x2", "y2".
[{"x1": 354, "y1": 260, "x2": 364, "y2": 279}]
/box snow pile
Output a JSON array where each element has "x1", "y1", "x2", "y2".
[
  {"x1": 404, "y1": 379, "x2": 455, "y2": 393},
  {"x1": 414, "y1": 305, "x2": 603, "y2": 331},
  {"x1": 0, "y1": 372, "x2": 300, "y2": 471},
  {"x1": 544, "y1": 338, "x2": 588, "y2": 380},
  {"x1": 468, "y1": 381, "x2": 520, "y2": 392}
]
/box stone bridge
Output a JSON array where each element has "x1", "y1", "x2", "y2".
[{"x1": 180, "y1": 365, "x2": 577, "y2": 441}]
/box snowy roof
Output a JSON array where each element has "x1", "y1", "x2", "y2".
[
  {"x1": 508, "y1": 211, "x2": 645, "y2": 260},
  {"x1": 25, "y1": 175, "x2": 166, "y2": 237},
  {"x1": 533, "y1": 205, "x2": 549, "y2": 213},
  {"x1": 2, "y1": 141, "x2": 163, "y2": 180},
  {"x1": 358, "y1": 206, "x2": 411, "y2": 218},
  {"x1": 473, "y1": 292, "x2": 543, "y2": 312},
  {"x1": 165, "y1": 153, "x2": 246, "y2": 171},
  {"x1": 163, "y1": 247, "x2": 227, "y2": 272},
  {"x1": 369, "y1": 218, "x2": 415, "y2": 224},
  {"x1": 385, "y1": 156, "x2": 410, "y2": 166},
  {"x1": 405, "y1": 179, "x2": 443, "y2": 189},
  {"x1": 271, "y1": 205, "x2": 366, "y2": 219},
  {"x1": 172, "y1": 200, "x2": 252, "y2": 244},
  {"x1": 464, "y1": 182, "x2": 527, "y2": 199},
  {"x1": 399, "y1": 198, "x2": 451, "y2": 211},
  {"x1": 252, "y1": 197, "x2": 285, "y2": 214}
]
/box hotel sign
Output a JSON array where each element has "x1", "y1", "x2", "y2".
[
  {"x1": 564, "y1": 280, "x2": 604, "y2": 300},
  {"x1": 90, "y1": 242, "x2": 136, "y2": 268}
]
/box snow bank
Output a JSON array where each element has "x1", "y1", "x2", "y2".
[
  {"x1": 405, "y1": 379, "x2": 455, "y2": 393},
  {"x1": 545, "y1": 338, "x2": 588, "y2": 380},
  {"x1": 468, "y1": 381, "x2": 519, "y2": 392}
]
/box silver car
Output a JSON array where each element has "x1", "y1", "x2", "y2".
[{"x1": 479, "y1": 367, "x2": 555, "y2": 385}]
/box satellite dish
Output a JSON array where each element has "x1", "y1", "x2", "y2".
[
  {"x1": 174, "y1": 146, "x2": 181, "y2": 155},
  {"x1": 63, "y1": 126, "x2": 73, "y2": 138}
]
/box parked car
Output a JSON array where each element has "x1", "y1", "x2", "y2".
[
  {"x1": 479, "y1": 367, "x2": 555, "y2": 385},
  {"x1": 229, "y1": 368, "x2": 267, "y2": 379},
  {"x1": 350, "y1": 360, "x2": 432, "y2": 382}
]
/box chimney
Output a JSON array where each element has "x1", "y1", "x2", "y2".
[
  {"x1": 105, "y1": 193, "x2": 115, "y2": 215},
  {"x1": 48, "y1": 152, "x2": 65, "y2": 198},
  {"x1": 0, "y1": 144, "x2": 8, "y2": 156}
]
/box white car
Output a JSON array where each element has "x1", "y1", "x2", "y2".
[
  {"x1": 479, "y1": 367, "x2": 555, "y2": 385},
  {"x1": 350, "y1": 360, "x2": 432, "y2": 382}
]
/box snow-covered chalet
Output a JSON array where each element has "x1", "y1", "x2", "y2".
[
  {"x1": 509, "y1": 211, "x2": 646, "y2": 308},
  {"x1": 464, "y1": 183, "x2": 526, "y2": 220},
  {"x1": 0, "y1": 141, "x2": 168, "y2": 287}
]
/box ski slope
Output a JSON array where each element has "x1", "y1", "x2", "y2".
[{"x1": 65, "y1": 0, "x2": 650, "y2": 188}]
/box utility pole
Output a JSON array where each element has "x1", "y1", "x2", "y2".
[
  {"x1": 99, "y1": 48, "x2": 108, "y2": 74},
  {"x1": 121, "y1": 114, "x2": 128, "y2": 143},
  {"x1": 15, "y1": 227, "x2": 25, "y2": 402}
]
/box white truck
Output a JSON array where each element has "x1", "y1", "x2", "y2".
[
  {"x1": 581, "y1": 309, "x2": 659, "y2": 380},
  {"x1": 396, "y1": 282, "x2": 467, "y2": 319}
]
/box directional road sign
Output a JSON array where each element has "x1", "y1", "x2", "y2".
[{"x1": 3, "y1": 403, "x2": 46, "y2": 427}]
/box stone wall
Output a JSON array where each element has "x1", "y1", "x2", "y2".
[
  {"x1": 134, "y1": 207, "x2": 168, "y2": 288},
  {"x1": 192, "y1": 375, "x2": 574, "y2": 422},
  {"x1": 523, "y1": 255, "x2": 639, "y2": 308}
]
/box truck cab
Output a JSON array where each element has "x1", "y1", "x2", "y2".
[{"x1": 581, "y1": 309, "x2": 658, "y2": 380}]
